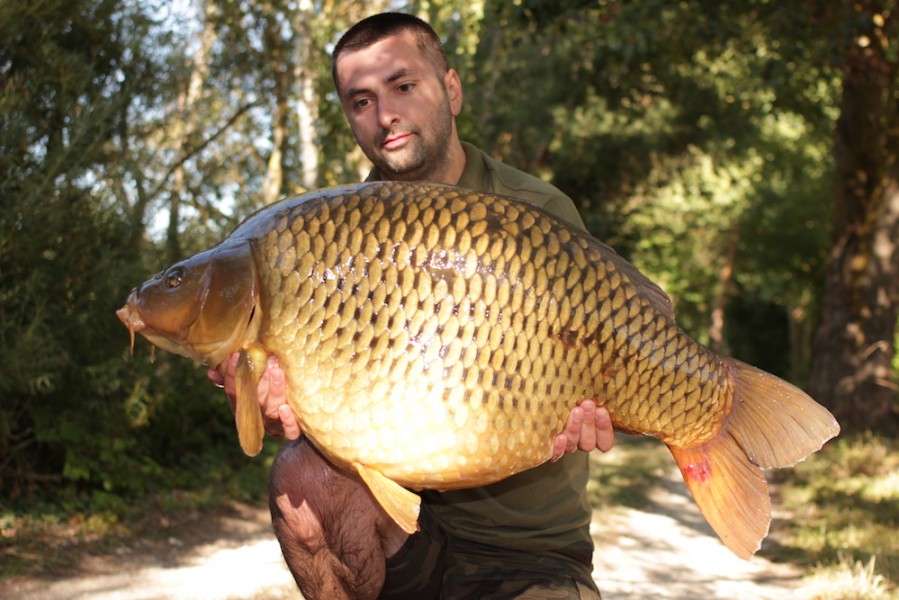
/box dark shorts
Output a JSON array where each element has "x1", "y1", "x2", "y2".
[{"x1": 378, "y1": 506, "x2": 601, "y2": 600}]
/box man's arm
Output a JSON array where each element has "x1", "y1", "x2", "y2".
[{"x1": 209, "y1": 353, "x2": 615, "y2": 454}]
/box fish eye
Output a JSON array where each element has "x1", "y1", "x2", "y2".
[{"x1": 165, "y1": 267, "x2": 184, "y2": 289}]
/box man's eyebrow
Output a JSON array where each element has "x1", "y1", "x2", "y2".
[
  {"x1": 385, "y1": 67, "x2": 412, "y2": 83},
  {"x1": 344, "y1": 68, "x2": 415, "y2": 99}
]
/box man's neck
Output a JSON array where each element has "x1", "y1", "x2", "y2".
[{"x1": 438, "y1": 136, "x2": 467, "y2": 185}]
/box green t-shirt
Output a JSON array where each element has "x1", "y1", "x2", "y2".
[{"x1": 368, "y1": 141, "x2": 594, "y2": 558}]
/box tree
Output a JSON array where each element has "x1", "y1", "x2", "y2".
[
  {"x1": 0, "y1": 0, "x2": 252, "y2": 499},
  {"x1": 0, "y1": 0, "x2": 160, "y2": 495},
  {"x1": 472, "y1": 0, "x2": 837, "y2": 363},
  {"x1": 808, "y1": 1, "x2": 899, "y2": 434}
]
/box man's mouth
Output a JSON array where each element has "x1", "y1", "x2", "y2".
[{"x1": 383, "y1": 132, "x2": 412, "y2": 149}]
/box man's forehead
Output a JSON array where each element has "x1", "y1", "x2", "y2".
[{"x1": 336, "y1": 31, "x2": 437, "y2": 92}]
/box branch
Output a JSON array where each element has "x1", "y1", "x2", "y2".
[{"x1": 149, "y1": 100, "x2": 261, "y2": 201}]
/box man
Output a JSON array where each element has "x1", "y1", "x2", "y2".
[{"x1": 212, "y1": 12, "x2": 614, "y2": 599}]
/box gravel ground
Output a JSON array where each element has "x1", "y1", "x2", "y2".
[{"x1": 1, "y1": 464, "x2": 807, "y2": 600}]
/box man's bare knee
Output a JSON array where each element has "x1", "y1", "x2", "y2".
[
  {"x1": 268, "y1": 438, "x2": 355, "y2": 543},
  {"x1": 267, "y1": 438, "x2": 390, "y2": 599}
]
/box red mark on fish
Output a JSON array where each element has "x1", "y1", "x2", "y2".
[{"x1": 681, "y1": 458, "x2": 712, "y2": 483}]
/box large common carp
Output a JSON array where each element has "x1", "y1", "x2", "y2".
[{"x1": 117, "y1": 181, "x2": 839, "y2": 558}]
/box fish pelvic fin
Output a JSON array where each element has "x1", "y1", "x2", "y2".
[
  {"x1": 235, "y1": 346, "x2": 267, "y2": 457},
  {"x1": 669, "y1": 358, "x2": 840, "y2": 559},
  {"x1": 353, "y1": 463, "x2": 421, "y2": 535}
]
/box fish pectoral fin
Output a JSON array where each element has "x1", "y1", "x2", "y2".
[
  {"x1": 353, "y1": 463, "x2": 421, "y2": 534},
  {"x1": 234, "y1": 346, "x2": 268, "y2": 457}
]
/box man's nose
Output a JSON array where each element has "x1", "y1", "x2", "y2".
[{"x1": 378, "y1": 98, "x2": 400, "y2": 127}]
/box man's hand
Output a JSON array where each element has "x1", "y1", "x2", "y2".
[
  {"x1": 208, "y1": 353, "x2": 302, "y2": 440},
  {"x1": 551, "y1": 400, "x2": 615, "y2": 461}
]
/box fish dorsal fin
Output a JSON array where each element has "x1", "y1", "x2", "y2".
[
  {"x1": 591, "y1": 238, "x2": 676, "y2": 320},
  {"x1": 235, "y1": 346, "x2": 267, "y2": 457},
  {"x1": 353, "y1": 463, "x2": 421, "y2": 534}
]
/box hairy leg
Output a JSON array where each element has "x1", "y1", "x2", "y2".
[{"x1": 269, "y1": 438, "x2": 409, "y2": 600}]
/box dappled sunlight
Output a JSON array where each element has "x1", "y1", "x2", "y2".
[{"x1": 589, "y1": 440, "x2": 802, "y2": 600}]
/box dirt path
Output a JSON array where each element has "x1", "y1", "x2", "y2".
[
  {"x1": 590, "y1": 467, "x2": 803, "y2": 600},
  {"x1": 2, "y1": 466, "x2": 806, "y2": 600}
]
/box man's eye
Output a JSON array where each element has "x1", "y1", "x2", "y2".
[
  {"x1": 397, "y1": 82, "x2": 414, "y2": 93},
  {"x1": 354, "y1": 98, "x2": 370, "y2": 110}
]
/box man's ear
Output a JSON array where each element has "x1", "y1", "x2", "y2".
[{"x1": 445, "y1": 68, "x2": 464, "y2": 116}]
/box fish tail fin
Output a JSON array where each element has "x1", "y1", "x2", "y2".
[
  {"x1": 724, "y1": 359, "x2": 840, "y2": 469},
  {"x1": 669, "y1": 359, "x2": 840, "y2": 559}
]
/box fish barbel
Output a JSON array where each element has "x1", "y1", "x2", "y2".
[{"x1": 117, "y1": 181, "x2": 839, "y2": 558}]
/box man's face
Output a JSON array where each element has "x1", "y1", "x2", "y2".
[{"x1": 335, "y1": 30, "x2": 462, "y2": 182}]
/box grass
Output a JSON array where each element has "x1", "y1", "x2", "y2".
[{"x1": 768, "y1": 433, "x2": 899, "y2": 599}]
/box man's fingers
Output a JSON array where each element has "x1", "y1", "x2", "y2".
[
  {"x1": 223, "y1": 352, "x2": 239, "y2": 397},
  {"x1": 577, "y1": 400, "x2": 597, "y2": 452},
  {"x1": 266, "y1": 355, "x2": 286, "y2": 401},
  {"x1": 550, "y1": 433, "x2": 568, "y2": 462},
  {"x1": 259, "y1": 356, "x2": 284, "y2": 416},
  {"x1": 279, "y1": 404, "x2": 301, "y2": 441},
  {"x1": 594, "y1": 406, "x2": 615, "y2": 453},
  {"x1": 258, "y1": 355, "x2": 295, "y2": 438},
  {"x1": 257, "y1": 366, "x2": 272, "y2": 412},
  {"x1": 564, "y1": 406, "x2": 583, "y2": 454},
  {"x1": 208, "y1": 368, "x2": 225, "y2": 387}
]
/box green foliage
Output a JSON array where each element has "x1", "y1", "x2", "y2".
[
  {"x1": 0, "y1": 0, "x2": 262, "y2": 506},
  {"x1": 465, "y1": 0, "x2": 838, "y2": 359}
]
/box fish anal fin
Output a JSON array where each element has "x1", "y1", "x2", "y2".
[
  {"x1": 726, "y1": 359, "x2": 840, "y2": 469},
  {"x1": 353, "y1": 462, "x2": 421, "y2": 534},
  {"x1": 235, "y1": 346, "x2": 267, "y2": 457},
  {"x1": 670, "y1": 433, "x2": 770, "y2": 560}
]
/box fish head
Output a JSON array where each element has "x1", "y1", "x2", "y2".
[{"x1": 117, "y1": 242, "x2": 258, "y2": 368}]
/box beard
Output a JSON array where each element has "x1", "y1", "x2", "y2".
[{"x1": 369, "y1": 92, "x2": 455, "y2": 181}]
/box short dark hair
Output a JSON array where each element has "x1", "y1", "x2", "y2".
[{"x1": 331, "y1": 12, "x2": 449, "y2": 94}]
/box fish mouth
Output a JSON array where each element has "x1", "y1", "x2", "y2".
[{"x1": 116, "y1": 292, "x2": 146, "y2": 355}]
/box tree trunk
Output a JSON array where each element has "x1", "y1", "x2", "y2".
[
  {"x1": 709, "y1": 227, "x2": 739, "y2": 354},
  {"x1": 808, "y1": 11, "x2": 899, "y2": 434},
  {"x1": 293, "y1": 0, "x2": 319, "y2": 191},
  {"x1": 787, "y1": 304, "x2": 813, "y2": 386},
  {"x1": 260, "y1": 2, "x2": 290, "y2": 206},
  {"x1": 167, "y1": 0, "x2": 217, "y2": 260}
]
